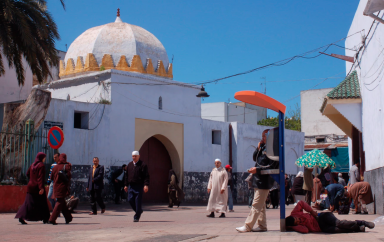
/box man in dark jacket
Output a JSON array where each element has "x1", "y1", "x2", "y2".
[
  {"x1": 48, "y1": 153, "x2": 73, "y2": 225},
  {"x1": 86, "y1": 157, "x2": 106, "y2": 215},
  {"x1": 124, "y1": 151, "x2": 149, "y2": 222},
  {"x1": 225, "y1": 165, "x2": 234, "y2": 212},
  {"x1": 112, "y1": 164, "x2": 127, "y2": 204},
  {"x1": 236, "y1": 129, "x2": 278, "y2": 233}
]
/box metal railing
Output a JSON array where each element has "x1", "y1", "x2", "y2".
[{"x1": 0, "y1": 119, "x2": 54, "y2": 184}]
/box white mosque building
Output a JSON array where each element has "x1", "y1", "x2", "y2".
[{"x1": 38, "y1": 12, "x2": 304, "y2": 203}]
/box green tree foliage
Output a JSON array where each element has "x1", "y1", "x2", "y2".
[
  {"x1": 257, "y1": 103, "x2": 301, "y2": 131},
  {"x1": 0, "y1": 0, "x2": 65, "y2": 86}
]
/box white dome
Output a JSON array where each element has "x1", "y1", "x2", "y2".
[{"x1": 64, "y1": 17, "x2": 169, "y2": 69}]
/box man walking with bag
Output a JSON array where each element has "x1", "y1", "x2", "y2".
[
  {"x1": 124, "y1": 151, "x2": 149, "y2": 222},
  {"x1": 86, "y1": 157, "x2": 106, "y2": 215}
]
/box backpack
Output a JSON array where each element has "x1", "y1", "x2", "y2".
[
  {"x1": 58, "y1": 164, "x2": 69, "y2": 183},
  {"x1": 338, "y1": 198, "x2": 350, "y2": 214}
]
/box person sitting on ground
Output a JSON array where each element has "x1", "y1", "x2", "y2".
[
  {"x1": 324, "y1": 183, "x2": 344, "y2": 212},
  {"x1": 285, "y1": 200, "x2": 375, "y2": 233},
  {"x1": 345, "y1": 181, "x2": 373, "y2": 214}
]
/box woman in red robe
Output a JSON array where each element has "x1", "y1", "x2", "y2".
[{"x1": 15, "y1": 152, "x2": 50, "y2": 224}]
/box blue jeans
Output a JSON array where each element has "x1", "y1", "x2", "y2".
[
  {"x1": 228, "y1": 186, "x2": 233, "y2": 210},
  {"x1": 47, "y1": 183, "x2": 56, "y2": 209}
]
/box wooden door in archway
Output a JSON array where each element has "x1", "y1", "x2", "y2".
[{"x1": 139, "y1": 136, "x2": 172, "y2": 203}]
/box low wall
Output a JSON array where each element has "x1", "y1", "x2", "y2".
[{"x1": 0, "y1": 186, "x2": 51, "y2": 213}]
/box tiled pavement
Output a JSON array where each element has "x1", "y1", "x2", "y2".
[{"x1": 1, "y1": 203, "x2": 383, "y2": 242}]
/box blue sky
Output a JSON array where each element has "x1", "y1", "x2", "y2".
[{"x1": 48, "y1": 0, "x2": 360, "y2": 116}]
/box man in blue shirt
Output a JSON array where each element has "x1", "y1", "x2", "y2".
[{"x1": 324, "y1": 183, "x2": 345, "y2": 212}]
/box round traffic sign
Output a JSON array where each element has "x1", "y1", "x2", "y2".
[{"x1": 47, "y1": 126, "x2": 64, "y2": 149}]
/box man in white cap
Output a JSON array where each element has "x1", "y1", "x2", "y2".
[
  {"x1": 206, "y1": 158, "x2": 228, "y2": 218},
  {"x1": 338, "y1": 173, "x2": 346, "y2": 187},
  {"x1": 124, "y1": 151, "x2": 149, "y2": 222}
]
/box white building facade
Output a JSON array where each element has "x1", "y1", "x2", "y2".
[
  {"x1": 38, "y1": 14, "x2": 304, "y2": 203},
  {"x1": 321, "y1": 0, "x2": 384, "y2": 213}
]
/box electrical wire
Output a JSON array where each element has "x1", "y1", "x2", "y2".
[
  {"x1": 88, "y1": 105, "x2": 106, "y2": 130},
  {"x1": 282, "y1": 71, "x2": 345, "y2": 104}
]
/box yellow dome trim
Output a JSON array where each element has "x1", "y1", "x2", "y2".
[{"x1": 59, "y1": 53, "x2": 173, "y2": 79}]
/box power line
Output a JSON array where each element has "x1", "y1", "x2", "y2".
[
  {"x1": 282, "y1": 71, "x2": 345, "y2": 104},
  {"x1": 194, "y1": 30, "x2": 364, "y2": 86}
]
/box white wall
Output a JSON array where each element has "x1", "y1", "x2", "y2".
[
  {"x1": 42, "y1": 70, "x2": 304, "y2": 176},
  {"x1": 201, "y1": 103, "x2": 226, "y2": 122},
  {"x1": 202, "y1": 102, "x2": 262, "y2": 125},
  {"x1": 301, "y1": 88, "x2": 345, "y2": 136},
  {"x1": 345, "y1": 0, "x2": 384, "y2": 171},
  {"x1": 0, "y1": 55, "x2": 33, "y2": 104},
  {"x1": 232, "y1": 123, "x2": 304, "y2": 175}
]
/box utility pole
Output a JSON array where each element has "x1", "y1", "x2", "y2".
[{"x1": 261, "y1": 77, "x2": 266, "y2": 94}]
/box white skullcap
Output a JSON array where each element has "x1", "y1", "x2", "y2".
[
  {"x1": 338, "y1": 173, "x2": 342, "y2": 177},
  {"x1": 215, "y1": 158, "x2": 221, "y2": 162},
  {"x1": 132, "y1": 151, "x2": 140, "y2": 156}
]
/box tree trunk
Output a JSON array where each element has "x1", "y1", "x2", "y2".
[{"x1": 0, "y1": 89, "x2": 51, "y2": 182}]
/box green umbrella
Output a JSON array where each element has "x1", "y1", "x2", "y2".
[{"x1": 295, "y1": 149, "x2": 336, "y2": 169}]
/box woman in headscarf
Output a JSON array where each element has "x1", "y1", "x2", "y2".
[
  {"x1": 15, "y1": 152, "x2": 50, "y2": 224},
  {"x1": 48, "y1": 153, "x2": 73, "y2": 225},
  {"x1": 168, "y1": 169, "x2": 183, "y2": 208},
  {"x1": 292, "y1": 171, "x2": 305, "y2": 204}
]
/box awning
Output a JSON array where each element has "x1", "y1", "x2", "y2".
[
  {"x1": 320, "y1": 71, "x2": 362, "y2": 138},
  {"x1": 330, "y1": 147, "x2": 349, "y2": 173}
]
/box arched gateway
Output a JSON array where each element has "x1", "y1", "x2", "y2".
[
  {"x1": 139, "y1": 137, "x2": 172, "y2": 203},
  {"x1": 135, "y1": 118, "x2": 184, "y2": 203}
]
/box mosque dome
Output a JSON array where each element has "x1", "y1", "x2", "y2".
[{"x1": 59, "y1": 10, "x2": 172, "y2": 79}]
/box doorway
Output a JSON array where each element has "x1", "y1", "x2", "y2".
[{"x1": 139, "y1": 136, "x2": 172, "y2": 203}]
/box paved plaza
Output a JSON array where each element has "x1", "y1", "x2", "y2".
[{"x1": 1, "y1": 203, "x2": 383, "y2": 242}]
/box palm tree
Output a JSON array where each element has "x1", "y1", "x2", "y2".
[{"x1": 0, "y1": 0, "x2": 65, "y2": 86}]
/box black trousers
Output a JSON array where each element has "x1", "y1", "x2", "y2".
[
  {"x1": 114, "y1": 182, "x2": 123, "y2": 203},
  {"x1": 128, "y1": 184, "x2": 144, "y2": 219},
  {"x1": 270, "y1": 189, "x2": 279, "y2": 208},
  {"x1": 318, "y1": 212, "x2": 364, "y2": 233},
  {"x1": 305, "y1": 190, "x2": 312, "y2": 205},
  {"x1": 90, "y1": 188, "x2": 105, "y2": 214}
]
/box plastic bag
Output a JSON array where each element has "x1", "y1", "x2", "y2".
[{"x1": 373, "y1": 216, "x2": 384, "y2": 225}]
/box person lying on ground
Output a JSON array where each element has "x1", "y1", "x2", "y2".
[{"x1": 285, "y1": 201, "x2": 375, "y2": 234}]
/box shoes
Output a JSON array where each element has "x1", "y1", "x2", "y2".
[
  {"x1": 47, "y1": 221, "x2": 58, "y2": 225},
  {"x1": 43, "y1": 220, "x2": 48, "y2": 224},
  {"x1": 65, "y1": 219, "x2": 72, "y2": 224},
  {"x1": 89, "y1": 212, "x2": 97, "y2": 215},
  {"x1": 133, "y1": 218, "x2": 139, "y2": 222},
  {"x1": 19, "y1": 218, "x2": 27, "y2": 225},
  {"x1": 229, "y1": 210, "x2": 235, "y2": 212},
  {"x1": 168, "y1": 205, "x2": 173, "y2": 208},
  {"x1": 359, "y1": 225, "x2": 366, "y2": 232},
  {"x1": 219, "y1": 213, "x2": 225, "y2": 218},
  {"x1": 101, "y1": 209, "x2": 106, "y2": 214},
  {"x1": 236, "y1": 226, "x2": 251, "y2": 233},
  {"x1": 364, "y1": 221, "x2": 375, "y2": 229},
  {"x1": 252, "y1": 227, "x2": 267, "y2": 232},
  {"x1": 206, "y1": 212, "x2": 215, "y2": 218},
  {"x1": 177, "y1": 202, "x2": 181, "y2": 208}
]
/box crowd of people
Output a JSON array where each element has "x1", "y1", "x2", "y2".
[{"x1": 14, "y1": 129, "x2": 376, "y2": 235}]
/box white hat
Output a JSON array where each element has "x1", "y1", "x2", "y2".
[
  {"x1": 338, "y1": 173, "x2": 342, "y2": 177},
  {"x1": 215, "y1": 158, "x2": 221, "y2": 162},
  {"x1": 132, "y1": 151, "x2": 140, "y2": 156}
]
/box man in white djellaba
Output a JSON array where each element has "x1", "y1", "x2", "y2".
[{"x1": 206, "y1": 158, "x2": 228, "y2": 218}]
